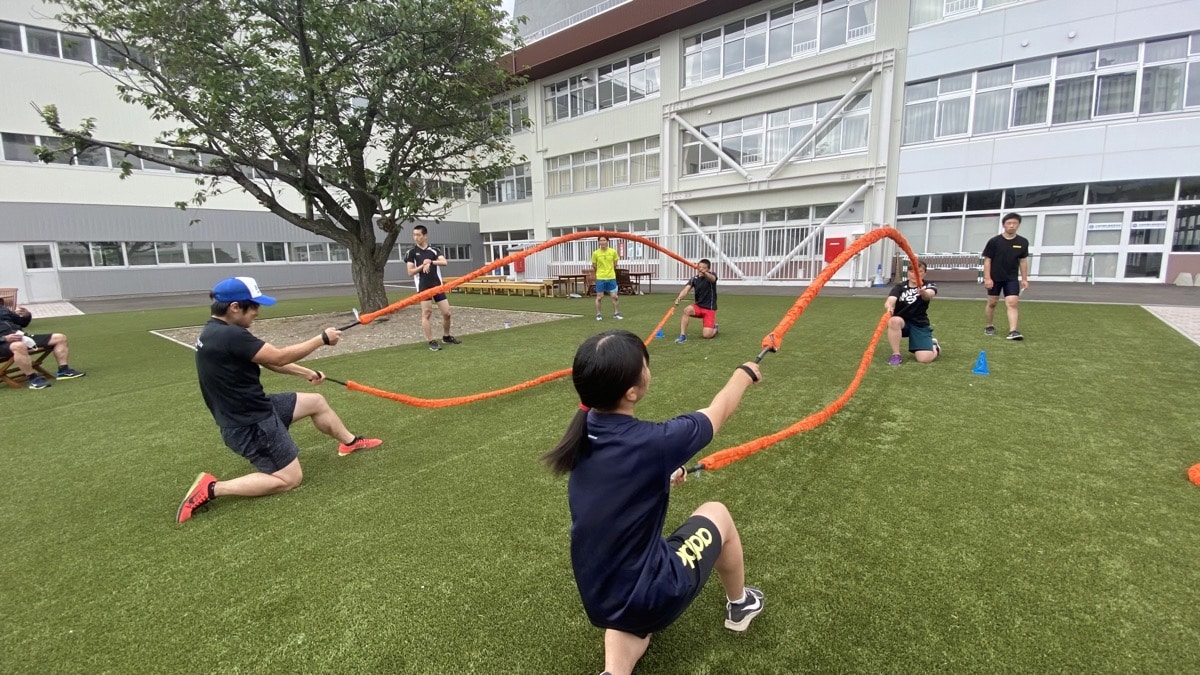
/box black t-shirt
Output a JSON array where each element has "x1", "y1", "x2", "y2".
[
  {"x1": 982, "y1": 234, "x2": 1030, "y2": 282},
  {"x1": 689, "y1": 273, "x2": 718, "y2": 310},
  {"x1": 0, "y1": 306, "x2": 31, "y2": 337},
  {"x1": 195, "y1": 317, "x2": 272, "y2": 428},
  {"x1": 567, "y1": 411, "x2": 714, "y2": 634},
  {"x1": 404, "y1": 245, "x2": 443, "y2": 291},
  {"x1": 889, "y1": 281, "x2": 937, "y2": 327}
]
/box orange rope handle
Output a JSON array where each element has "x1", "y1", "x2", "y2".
[
  {"x1": 761, "y1": 226, "x2": 920, "y2": 352},
  {"x1": 356, "y1": 231, "x2": 698, "y2": 325},
  {"x1": 695, "y1": 311, "x2": 889, "y2": 472},
  {"x1": 342, "y1": 368, "x2": 572, "y2": 408}
]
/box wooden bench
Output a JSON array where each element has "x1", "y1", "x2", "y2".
[
  {"x1": 457, "y1": 281, "x2": 554, "y2": 297},
  {"x1": 1, "y1": 346, "x2": 55, "y2": 389}
]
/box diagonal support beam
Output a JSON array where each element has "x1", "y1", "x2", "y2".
[
  {"x1": 672, "y1": 113, "x2": 751, "y2": 180},
  {"x1": 764, "y1": 69, "x2": 877, "y2": 180},
  {"x1": 764, "y1": 181, "x2": 872, "y2": 280},
  {"x1": 669, "y1": 202, "x2": 748, "y2": 279}
]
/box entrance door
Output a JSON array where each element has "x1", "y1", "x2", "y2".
[
  {"x1": 22, "y1": 244, "x2": 63, "y2": 302},
  {"x1": 487, "y1": 243, "x2": 512, "y2": 277},
  {"x1": 1083, "y1": 209, "x2": 1170, "y2": 282},
  {"x1": 1034, "y1": 213, "x2": 1087, "y2": 281}
]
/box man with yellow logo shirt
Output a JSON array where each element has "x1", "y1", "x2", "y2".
[{"x1": 590, "y1": 235, "x2": 622, "y2": 321}]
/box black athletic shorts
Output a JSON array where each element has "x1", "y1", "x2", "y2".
[
  {"x1": 664, "y1": 514, "x2": 723, "y2": 609},
  {"x1": 0, "y1": 333, "x2": 51, "y2": 359},
  {"x1": 219, "y1": 393, "x2": 300, "y2": 473},
  {"x1": 987, "y1": 280, "x2": 1021, "y2": 297}
]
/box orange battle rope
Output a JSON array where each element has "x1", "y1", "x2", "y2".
[
  {"x1": 687, "y1": 226, "x2": 921, "y2": 473},
  {"x1": 330, "y1": 226, "x2": 922, "y2": 475},
  {"x1": 325, "y1": 230, "x2": 693, "y2": 406}
]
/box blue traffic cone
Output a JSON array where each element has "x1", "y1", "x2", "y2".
[
  {"x1": 655, "y1": 328, "x2": 664, "y2": 339},
  {"x1": 972, "y1": 351, "x2": 990, "y2": 375}
]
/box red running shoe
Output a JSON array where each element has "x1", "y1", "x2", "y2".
[
  {"x1": 176, "y1": 472, "x2": 216, "y2": 523},
  {"x1": 338, "y1": 436, "x2": 383, "y2": 456}
]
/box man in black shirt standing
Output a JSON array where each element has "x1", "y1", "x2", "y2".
[
  {"x1": 982, "y1": 212, "x2": 1031, "y2": 340},
  {"x1": 404, "y1": 224, "x2": 461, "y2": 351},
  {"x1": 177, "y1": 277, "x2": 383, "y2": 523},
  {"x1": 672, "y1": 259, "x2": 719, "y2": 343}
]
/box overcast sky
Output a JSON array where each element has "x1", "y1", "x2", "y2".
[{"x1": 500, "y1": 0, "x2": 515, "y2": 19}]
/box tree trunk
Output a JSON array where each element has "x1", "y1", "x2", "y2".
[{"x1": 349, "y1": 247, "x2": 390, "y2": 313}]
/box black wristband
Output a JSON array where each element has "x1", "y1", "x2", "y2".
[
  {"x1": 321, "y1": 330, "x2": 331, "y2": 345},
  {"x1": 737, "y1": 364, "x2": 759, "y2": 383}
]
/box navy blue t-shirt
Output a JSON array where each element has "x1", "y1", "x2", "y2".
[
  {"x1": 567, "y1": 410, "x2": 714, "y2": 634},
  {"x1": 195, "y1": 318, "x2": 272, "y2": 428}
]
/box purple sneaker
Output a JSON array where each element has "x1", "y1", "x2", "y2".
[{"x1": 887, "y1": 354, "x2": 902, "y2": 366}]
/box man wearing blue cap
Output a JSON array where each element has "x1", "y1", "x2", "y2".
[{"x1": 177, "y1": 276, "x2": 383, "y2": 523}]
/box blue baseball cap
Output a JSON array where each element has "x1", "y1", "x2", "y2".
[{"x1": 211, "y1": 276, "x2": 277, "y2": 306}]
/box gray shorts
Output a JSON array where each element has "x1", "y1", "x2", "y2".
[{"x1": 219, "y1": 393, "x2": 300, "y2": 473}]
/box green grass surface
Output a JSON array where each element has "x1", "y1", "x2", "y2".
[{"x1": 3, "y1": 291, "x2": 1199, "y2": 673}]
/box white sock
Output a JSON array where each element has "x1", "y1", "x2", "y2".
[{"x1": 729, "y1": 590, "x2": 746, "y2": 605}]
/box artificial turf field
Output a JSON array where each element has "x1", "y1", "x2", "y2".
[{"x1": 3, "y1": 290, "x2": 1199, "y2": 673}]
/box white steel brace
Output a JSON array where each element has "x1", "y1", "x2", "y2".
[
  {"x1": 668, "y1": 202, "x2": 748, "y2": 279},
  {"x1": 764, "y1": 181, "x2": 872, "y2": 280},
  {"x1": 763, "y1": 69, "x2": 877, "y2": 180}
]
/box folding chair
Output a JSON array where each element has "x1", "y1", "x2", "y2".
[{"x1": 1, "y1": 347, "x2": 55, "y2": 389}]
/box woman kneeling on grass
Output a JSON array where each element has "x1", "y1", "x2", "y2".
[{"x1": 544, "y1": 329, "x2": 765, "y2": 675}]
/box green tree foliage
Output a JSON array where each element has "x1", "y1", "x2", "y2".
[{"x1": 38, "y1": 0, "x2": 524, "y2": 311}]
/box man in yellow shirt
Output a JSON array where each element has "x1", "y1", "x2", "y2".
[{"x1": 590, "y1": 235, "x2": 622, "y2": 320}]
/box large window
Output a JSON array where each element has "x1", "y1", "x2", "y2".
[
  {"x1": 902, "y1": 33, "x2": 1200, "y2": 144},
  {"x1": 898, "y1": 178, "x2": 1195, "y2": 256},
  {"x1": 492, "y1": 96, "x2": 528, "y2": 134},
  {"x1": 544, "y1": 50, "x2": 660, "y2": 124},
  {"x1": 682, "y1": 94, "x2": 870, "y2": 176},
  {"x1": 546, "y1": 137, "x2": 660, "y2": 196},
  {"x1": 683, "y1": 1, "x2": 876, "y2": 87},
  {"x1": 127, "y1": 242, "x2": 185, "y2": 266},
  {"x1": 481, "y1": 163, "x2": 532, "y2": 205},
  {"x1": 432, "y1": 243, "x2": 471, "y2": 261},
  {"x1": 910, "y1": 0, "x2": 1027, "y2": 27},
  {"x1": 0, "y1": 20, "x2": 141, "y2": 69},
  {"x1": 57, "y1": 242, "x2": 125, "y2": 268}
]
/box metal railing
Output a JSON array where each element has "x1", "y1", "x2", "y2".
[
  {"x1": 523, "y1": 226, "x2": 833, "y2": 287},
  {"x1": 896, "y1": 252, "x2": 1096, "y2": 284},
  {"x1": 523, "y1": 0, "x2": 635, "y2": 43}
]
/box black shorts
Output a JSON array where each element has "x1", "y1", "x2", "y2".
[
  {"x1": 0, "y1": 333, "x2": 51, "y2": 359},
  {"x1": 219, "y1": 393, "x2": 300, "y2": 473},
  {"x1": 987, "y1": 280, "x2": 1021, "y2": 297},
  {"x1": 664, "y1": 514, "x2": 722, "y2": 610}
]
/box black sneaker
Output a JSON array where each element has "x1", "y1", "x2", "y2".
[
  {"x1": 984, "y1": 325, "x2": 995, "y2": 336},
  {"x1": 442, "y1": 335, "x2": 462, "y2": 345},
  {"x1": 725, "y1": 586, "x2": 765, "y2": 632},
  {"x1": 428, "y1": 340, "x2": 441, "y2": 351},
  {"x1": 1006, "y1": 330, "x2": 1024, "y2": 341}
]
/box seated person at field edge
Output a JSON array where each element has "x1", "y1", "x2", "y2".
[
  {"x1": 0, "y1": 299, "x2": 85, "y2": 389},
  {"x1": 884, "y1": 260, "x2": 940, "y2": 366}
]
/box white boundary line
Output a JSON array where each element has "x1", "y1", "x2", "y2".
[{"x1": 150, "y1": 328, "x2": 198, "y2": 351}]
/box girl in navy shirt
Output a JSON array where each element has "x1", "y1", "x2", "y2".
[{"x1": 544, "y1": 329, "x2": 765, "y2": 675}]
